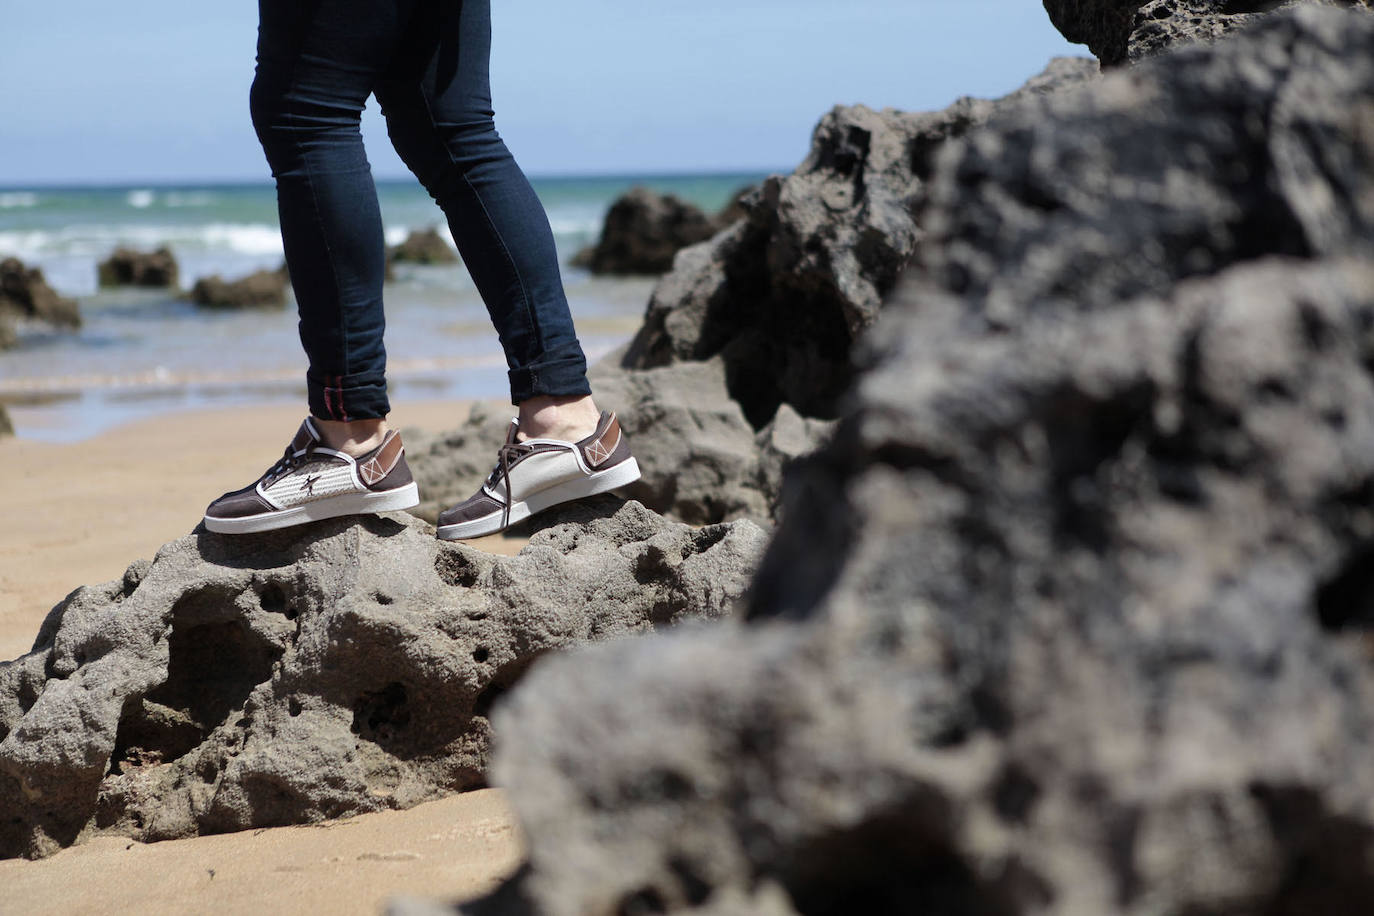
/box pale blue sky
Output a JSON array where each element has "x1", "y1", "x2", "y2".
[{"x1": 1, "y1": 1, "x2": 1085, "y2": 185}]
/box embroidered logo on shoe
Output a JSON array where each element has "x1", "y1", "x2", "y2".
[
  {"x1": 301, "y1": 474, "x2": 321, "y2": 496},
  {"x1": 360, "y1": 458, "x2": 383, "y2": 485}
]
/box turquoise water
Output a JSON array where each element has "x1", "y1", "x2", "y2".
[{"x1": 0, "y1": 172, "x2": 766, "y2": 440}]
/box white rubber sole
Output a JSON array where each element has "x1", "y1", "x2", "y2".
[
  {"x1": 436, "y1": 458, "x2": 641, "y2": 540},
  {"x1": 204, "y1": 482, "x2": 420, "y2": 535}
]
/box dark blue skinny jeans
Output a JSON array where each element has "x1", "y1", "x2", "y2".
[{"x1": 250, "y1": 0, "x2": 590, "y2": 420}]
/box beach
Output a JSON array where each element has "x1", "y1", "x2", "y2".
[
  {"x1": 7, "y1": 0, "x2": 1368, "y2": 909},
  {"x1": 0, "y1": 401, "x2": 528, "y2": 913}
]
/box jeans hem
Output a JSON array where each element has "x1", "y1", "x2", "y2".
[
  {"x1": 508, "y1": 355, "x2": 591, "y2": 404},
  {"x1": 307, "y1": 371, "x2": 390, "y2": 421}
]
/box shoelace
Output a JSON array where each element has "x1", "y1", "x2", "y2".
[
  {"x1": 489, "y1": 439, "x2": 532, "y2": 530},
  {"x1": 264, "y1": 441, "x2": 317, "y2": 487}
]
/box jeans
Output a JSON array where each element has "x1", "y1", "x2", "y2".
[{"x1": 250, "y1": 0, "x2": 590, "y2": 420}]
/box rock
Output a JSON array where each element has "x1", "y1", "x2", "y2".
[
  {"x1": 0, "y1": 258, "x2": 81, "y2": 343},
  {"x1": 917, "y1": 7, "x2": 1374, "y2": 339},
  {"x1": 0, "y1": 502, "x2": 767, "y2": 860},
  {"x1": 589, "y1": 358, "x2": 771, "y2": 525},
  {"x1": 0, "y1": 405, "x2": 13, "y2": 438},
  {"x1": 589, "y1": 358, "x2": 835, "y2": 526},
  {"x1": 458, "y1": 9, "x2": 1374, "y2": 915},
  {"x1": 97, "y1": 247, "x2": 180, "y2": 289},
  {"x1": 388, "y1": 228, "x2": 460, "y2": 266},
  {"x1": 189, "y1": 267, "x2": 289, "y2": 309},
  {"x1": 710, "y1": 185, "x2": 757, "y2": 233},
  {"x1": 1043, "y1": 0, "x2": 1372, "y2": 65},
  {"x1": 574, "y1": 188, "x2": 719, "y2": 276},
  {"x1": 621, "y1": 58, "x2": 1099, "y2": 428}
]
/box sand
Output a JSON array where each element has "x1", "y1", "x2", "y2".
[
  {"x1": 0, "y1": 403, "x2": 528, "y2": 913},
  {"x1": 0, "y1": 790, "x2": 523, "y2": 915}
]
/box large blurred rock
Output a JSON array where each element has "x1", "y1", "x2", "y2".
[
  {"x1": 1043, "y1": 0, "x2": 1371, "y2": 65},
  {"x1": 574, "y1": 188, "x2": 719, "y2": 276},
  {"x1": 0, "y1": 503, "x2": 766, "y2": 860},
  {"x1": 97, "y1": 247, "x2": 179, "y2": 289},
  {"x1": 621, "y1": 58, "x2": 1098, "y2": 428},
  {"x1": 388, "y1": 228, "x2": 460, "y2": 266},
  {"x1": 0, "y1": 258, "x2": 81, "y2": 349},
  {"x1": 459, "y1": 9, "x2": 1374, "y2": 915},
  {"x1": 189, "y1": 267, "x2": 289, "y2": 309}
]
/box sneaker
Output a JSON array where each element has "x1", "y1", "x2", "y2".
[
  {"x1": 203, "y1": 418, "x2": 419, "y2": 534},
  {"x1": 436, "y1": 410, "x2": 641, "y2": 540}
]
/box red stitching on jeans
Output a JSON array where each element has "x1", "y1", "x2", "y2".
[{"x1": 337, "y1": 376, "x2": 350, "y2": 422}]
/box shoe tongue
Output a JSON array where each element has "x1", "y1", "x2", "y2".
[
  {"x1": 505, "y1": 418, "x2": 521, "y2": 447},
  {"x1": 294, "y1": 418, "x2": 323, "y2": 451}
]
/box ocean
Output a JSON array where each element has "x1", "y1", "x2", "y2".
[{"x1": 0, "y1": 173, "x2": 765, "y2": 441}]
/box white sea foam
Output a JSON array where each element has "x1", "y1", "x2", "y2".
[
  {"x1": 0, "y1": 192, "x2": 38, "y2": 209},
  {"x1": 126, "y1": 189, "x2": 155, "y2": 209},
  {"x1": 196, "y1": 223, "x2": 285, "y2": 254},
  {"x1": 0, "y1": 223, "x2": 283, "y2": 257},
  {"x1": 0, "y1": 230, "x2": 51, "y2": 257}
]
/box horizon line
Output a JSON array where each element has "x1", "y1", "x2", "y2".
[{"x1": 0, "y1": 166, "x2": 790, "y2": 193}]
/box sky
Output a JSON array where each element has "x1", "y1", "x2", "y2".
[{"x1": 0, "y1": 1, "x2": 1086, "y2": 186}]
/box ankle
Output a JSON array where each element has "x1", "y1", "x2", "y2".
[
  {"x1": 313, "y1": 416, "x2": 389, "y2": 456},
  {"x1": 517, "y1": 394, "x2": 600, "y2": 442}
]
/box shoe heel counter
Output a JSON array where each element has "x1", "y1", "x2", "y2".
[
  {"x1": 360, "y1": 431, "x2": 413, "y2": 491},
  {"x1": 372, "y1": 454, "x2": 414, "y2": 491},
  {"x1": 580, "y1": 413, "x2": 633, "y2": 469}
]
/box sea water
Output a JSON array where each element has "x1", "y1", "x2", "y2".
[{"x1": 0, "y1": 174, "x2": 766, "y2": 440}]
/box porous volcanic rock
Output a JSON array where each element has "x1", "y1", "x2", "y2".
[
  {"x1": 388, "y1": 228, "x2": 461, "y2": 266},
  {"x1": 97, "y1": 247, "x2": 180, "y2": 289},
  {"x1": 1043, "y1": 0, "x2": 1372, "y2": 65},
  {"x1": 620, "y1": 57, "x2": 1098, "y2": 428},
  {"x1": 0, "y1": 258, "x2": 81, "y2": 349},
  {"x1": 573, "y1": 188, "x2": 718, "y2": 276},
  {"x1": 458, "y1": 9, "x2": 1374, "y2": 915},
  {"x1": 710, "y1": 185, "x2": 757, "y2": 233},
  {"x1": 189, "y1": 267, "x2": 289, "y2": 309},
  {"x1": 0, "y1": 502, "x2": 767, "y2": 860}
]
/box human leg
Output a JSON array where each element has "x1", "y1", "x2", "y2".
[
  {"x1": 250, "y1": 0, "x2": 407, "y2": 427},
  {"x1": 369, "y1": 0, "x2": 637, "y2": 537},
  {"x1": 373, "y1": 0, "x2": 594, "y2": 418},
  {"x1": 205, "y1": 0, "x2": 421, "y2": 533}
]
